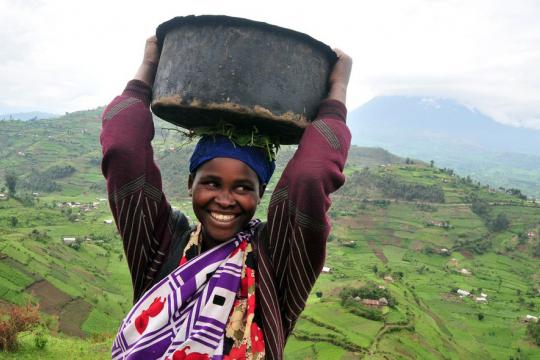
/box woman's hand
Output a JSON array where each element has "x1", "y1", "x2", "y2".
[
  {"x1": 134, "y1": 36, "x2": 161, "y2": 87},
  {"x1": 327, "y1": 49, "x2": 353, "y2": 105}
]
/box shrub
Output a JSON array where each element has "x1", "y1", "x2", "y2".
[
  {"x1": 527, "y1": 321, "x2": 540, "y2": 345},
  {"x1": 0, "y1": 303, "x2": 41, "y2": 352},
  {"x1": 33, "y1": 327, "x2": 48, "y2": 349}
]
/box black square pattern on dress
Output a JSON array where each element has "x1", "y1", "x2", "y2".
[{"x1": 213, "y1": 294, "x2": 226, "y2": 306}]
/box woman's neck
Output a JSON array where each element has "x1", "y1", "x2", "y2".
[{"x1": 201, "y1": 231, "x2": 221, "y2": 252}]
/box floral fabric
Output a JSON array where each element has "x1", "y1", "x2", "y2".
[
  {"x1": 181, "y1": 225, "x2": 265, "y2": 360},
  {"x1": 112, "y1": 220, "x2": 265, "y2": 360}
]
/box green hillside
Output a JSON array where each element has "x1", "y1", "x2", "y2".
[{"x1": 1, "y1": 110, "x2": 540, "y2": 359}]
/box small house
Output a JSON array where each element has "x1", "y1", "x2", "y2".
[
  {"x1": 0, "y1": 193, "x2": 7, "y2": 201},
  {"x1": 460, "y1": 268, "x2": 471, "y2": 275},
  {"x1": 361, "y1": 299, "x2": 381, "y2": 307},
  {"x1": 322, "y1": 266, "x2": 332, "y2": 273},
  {"x1": 104, "y1": 219, "x2": 113, "y2": 225},
  {"x1": 62, "y1": 237, "x2": 77, "y2": 245},
  {"x1": 457, "y1": 289, "x2": 470, "y2": 297},
  {"x1": 524, "y1": 315, "x2": 539, "y2": 323},
  {"x1": 475, "y1": 296, "x2": 487, "y2": 303},
  {"x1": 384, "y1": 275, "x2": 394, "y2": 283}
]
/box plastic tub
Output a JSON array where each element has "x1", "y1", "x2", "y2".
[{"x1": 152, "y1": 15, "x2": 336, "y2": 144}]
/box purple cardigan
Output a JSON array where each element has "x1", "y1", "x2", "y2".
[{"x1": 100, "y1": 80, "x2": 351, "y2": 359}]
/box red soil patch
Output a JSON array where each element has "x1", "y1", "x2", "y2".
[
  {"x1": 0, "y1": 299, "x2": 11, "y2": 312},
  {"x1": 359, "y1": 215, "x2": 374, "y2": 229},
  {"x1": 59, "y1": 298, "x2": 92, "y2": 338},
  {"x1": 26, "y1": 280, "x2": 71, "y2": 313},
  {"x1": 368, "y1": 241, "x2": 389, "y2": 264},
  {"x1": 516, "y1": 244, "x2": 527, "y2": 252},
  {"x1": 460, "y1": 250, "x2": 474, "y2": 259},
  {"x1": 71, "y1": 267, "x2": 96, "y2": 283},
  {"x1": 440, "y1": 292, "x2": 462, "y2": 303},
  {"x1": 381, "y1": 230, "x2": 401, "y2": 246},
  {"x1": 327, "y1": 287, "x2": 344, "y2": 297},
  {"x1": 26, "y1": 279, "x2": 92, "y2": 337},
  {"x1": 338, "y1": 215, "x2": 374, "y2": 230}
]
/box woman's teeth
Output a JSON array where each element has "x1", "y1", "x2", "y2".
[{"x1": 210, "y1": 212, "x2": 236, "y2": 222}]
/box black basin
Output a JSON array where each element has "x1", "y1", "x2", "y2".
[{"x1": 152, "y1": 15, "x2": 336, "y2": 144}]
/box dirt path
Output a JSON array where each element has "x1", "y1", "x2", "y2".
[{"x1": 368, "y1": 240, "x2": 388, "y2": 264}]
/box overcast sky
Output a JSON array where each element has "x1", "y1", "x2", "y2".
[{"x1": 1, "y1": 0, "x2": 539, "y2": 129}]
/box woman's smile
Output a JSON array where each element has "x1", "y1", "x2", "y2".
[{"x1": 209, "y1": 211, "x2": 238, "y2": 223}]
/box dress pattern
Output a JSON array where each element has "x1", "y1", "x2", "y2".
[{"x1": 112, "y1": 220, "x2": 264, "y2": 359}]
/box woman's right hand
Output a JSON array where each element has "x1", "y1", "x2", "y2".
[
  {"x1": 327, "y1": 49, "x2": 353, "y2": 105},
  {"x1": 134, "y1": 36, "x2": 161, "y2": 87}
]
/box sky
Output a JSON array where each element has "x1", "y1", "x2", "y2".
[{"x1": 1, "y1": 0, "x2": 539, "y2": 129}]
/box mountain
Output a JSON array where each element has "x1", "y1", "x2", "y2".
[
  {"x1": 0, "y1": 111, "x2": 60, "y2": 121},
  {"x1": 348, "y1": 96, "x2": 540, "y2": 197}
]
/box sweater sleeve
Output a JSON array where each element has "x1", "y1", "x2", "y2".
[
  {"x1": 100, "y1": 80, "x2": 177, "y2": 302},
  {"x1": 265, "y1": 99, "x2": 351, "y2": 336}
]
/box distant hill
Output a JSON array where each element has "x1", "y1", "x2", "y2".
[
  {"x1": 0, "y1": 111, "x2": 60, "y2": 121},
  {"x1": 348, "y1": 96, "x2": 540, "y2": 197}
]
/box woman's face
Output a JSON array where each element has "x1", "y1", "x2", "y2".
[{"x1": 188, "y1": 157, "x2": 264, "y2": 245}]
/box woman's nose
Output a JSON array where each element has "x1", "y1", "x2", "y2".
[{"x1": 214, "y1": 190, "x2": 236, "y2": 207}]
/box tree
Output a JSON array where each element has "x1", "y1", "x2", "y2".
[
  {"x1": 430, "y1": 160, "x2": 434, "y2": 168},
  {"x1": 5, "y1": 173, "x2": 17, "y2": 196},
  {"x1": 10, "y1": 217, "x2": 18, "y2": 227},
  {"x1": 490, "y1": 213, "x2": 510, "y2": 232}
]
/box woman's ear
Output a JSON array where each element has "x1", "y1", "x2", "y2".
[
  {"x1": 258, "y1": 184, "x2": 266, "y2": 200},
  {"x1": 188, "y1": 174, "x2": 194, "y2": 196}
]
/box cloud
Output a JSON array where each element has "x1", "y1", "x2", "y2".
[{"x1": 0, "y1": 0, "x2": 539, "y2": 129}]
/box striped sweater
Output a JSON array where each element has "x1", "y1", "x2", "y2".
[{"x1": 100, "y1": 80, "x2": 350, "y2": 359}]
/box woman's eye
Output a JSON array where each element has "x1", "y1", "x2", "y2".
[
  {"x1": 203, "y1": 181, "x2": 218, "y2": 188},
  {"x1": 236, "y1": 185, "x2": 253, "y2": 192}
]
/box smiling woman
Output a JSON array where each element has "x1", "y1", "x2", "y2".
[
  {"x1": 100, "y1": 33, "x2": 352, "y2": 359},
  {"x1": 189, "y1": 157, "x2": 263, "y2": 248}
]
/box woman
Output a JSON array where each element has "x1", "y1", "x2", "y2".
[{"x1": 101, "y1": 35, "x2": 352, "y2": 360}]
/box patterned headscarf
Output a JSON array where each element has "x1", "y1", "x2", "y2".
[{"x1": 189, "y1": 135, "x2": 275, "y2": 185}]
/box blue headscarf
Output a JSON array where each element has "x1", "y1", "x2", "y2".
[{"x1": 189, "y1": 135, "x2": 275, "y2": 185}]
